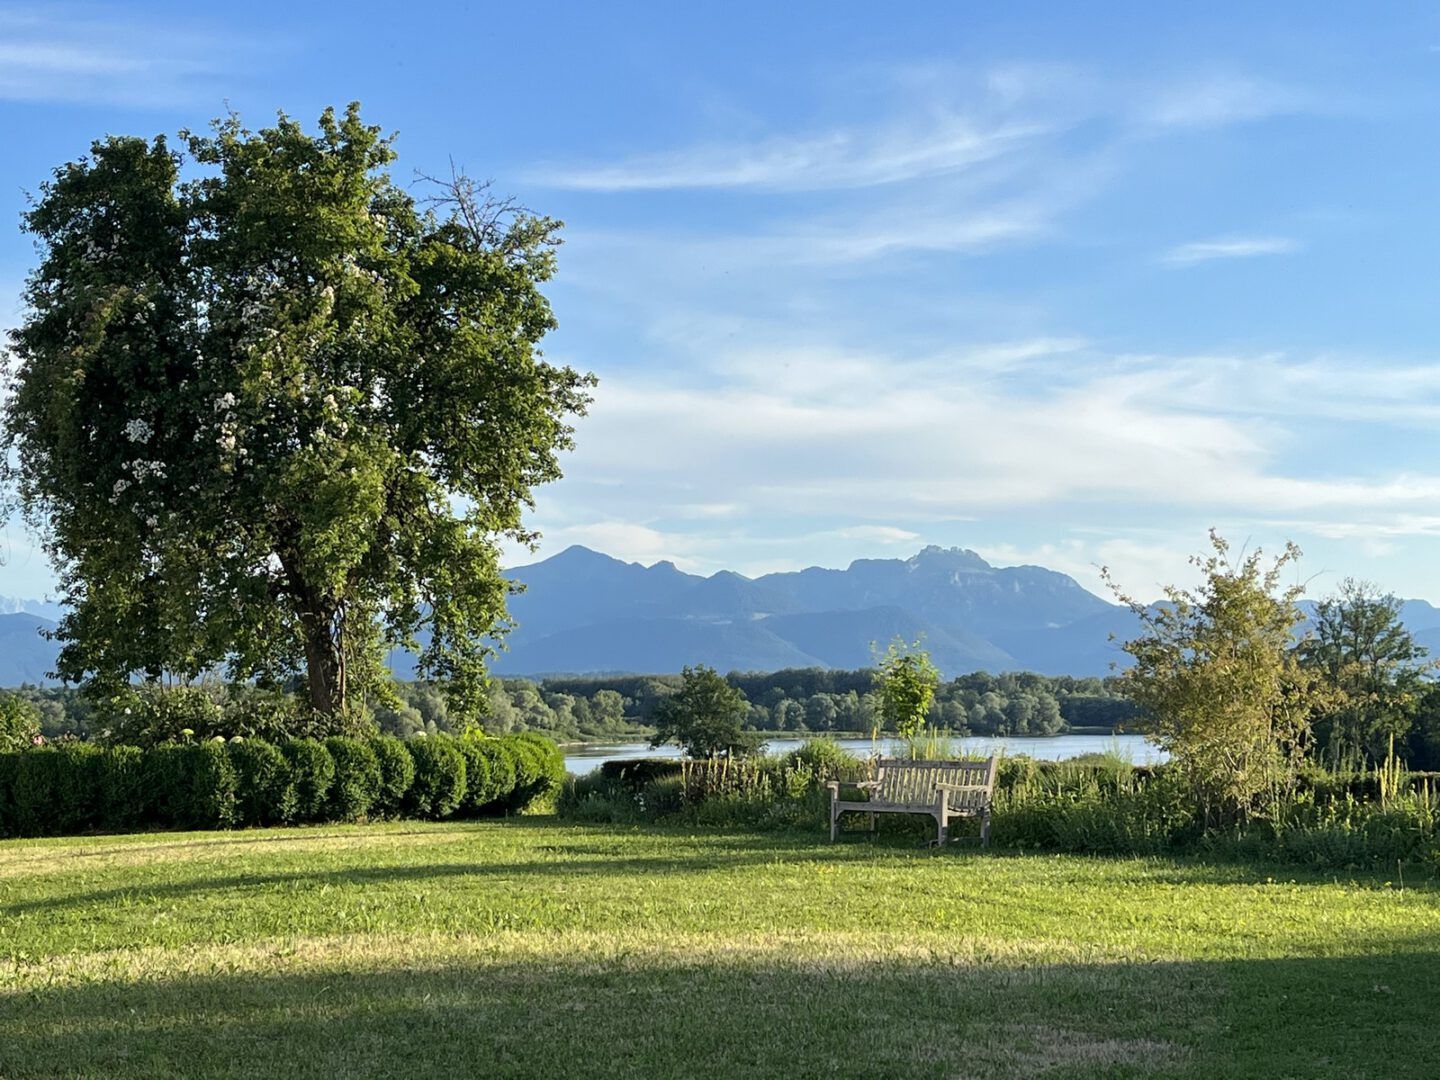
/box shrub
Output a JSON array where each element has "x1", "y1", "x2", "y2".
[
  {"x1": 368, "y1": 735, "x2": 415, "y2": 818},
  {"x1": 103, "y1": 686, "x2": 225, "y2": 748},
  {"x1": 455, "y1": 736, "x2": 494, "y2": 815},
  {"x1": 479, "y1": 740, "x2": 517, "y2": 808},
  {"x1": 97, "y1": 745, "x2": 146, "y2": 832},
  {"x1": 141, "y1": 742, "x2": 239, "y2": 829},
  {"x1": 405, "y1": 735, "x2": 467, "y2": 819},
  {"x1": 229, "y1": 740, "x2": 296, "y2": 827},
  {"x1": 781, "y1": 739, "x2": 864, "y2": 782},
  {"x1": 0, "y1": 693, "x2": 41, "y2": 751},
  {"x1": 598, "y1": 757, "x2": 681, "y2": 789},
  {"x1": 12, "y1": 744, "x2": 105, "y2": 835},
  {"x1": 506, "y1": 733, "x2": 565, "y2": 810},
  {"x1": 556, "y1": 772, "x2": 643, "y2": 824},
  {"x1": 282, "y1": 739, "x2": 336, "y2": 823},
  {"x1": 325, "y1": 737, "x2": 383, "y2": 822},
  {"x1": 0, "y1": 751, "x2": 18, "y2": 836}
]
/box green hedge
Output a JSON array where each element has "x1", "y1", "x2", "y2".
[{"x1": 0, "y1": 732, "x2": 566, "y2": 839}]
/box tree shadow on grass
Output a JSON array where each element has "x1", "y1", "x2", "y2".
[{"x1": 1, "y1": 943, "x2": 1436, "y2": 1078}]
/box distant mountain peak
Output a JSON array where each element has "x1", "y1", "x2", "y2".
[{"x1": 908, "y1": 545, "x2": 992, "y2": 572}]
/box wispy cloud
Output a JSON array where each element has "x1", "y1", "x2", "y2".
[
  {"x1": 1162, "y1": 236, "x2": 1301, "y2": 265},
  {"x1": 1138, "y1": 73, "x2": 1309, "y2": 129},
  {"x1": 0, "y1": 5, "x2": 260, "y2": 106},
  {"x1": 528, "y1": 116, "x2": 1043, "y2": 193}
]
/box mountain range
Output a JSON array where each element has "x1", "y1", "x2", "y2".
[{"x1": 7, "y1": 546, "x2": 1440, "y2": 684}]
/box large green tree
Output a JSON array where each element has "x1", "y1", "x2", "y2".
[
  {"x1": 3, "y1": 105, "x2": 592, "y2": 721},
  {"x1": 1296, "y1": 578, "x2": 1433, "y2": 767},
  {"x1": 650, "y1": 665, "x2": 759, "y2": 760},
  {"x1": 1107, "y1": 532, "x2": 1325, "y2": 828}
]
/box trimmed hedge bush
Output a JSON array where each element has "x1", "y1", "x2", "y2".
[
  {"x1": 369, "y1": 735, "x2": 415, "y2": 818},
  {"x1": 229, "y1": 740, "x2": 296, "y2": 827},
  {"x1": 0, "y1": 732, "x2": 565, "y2": 839},
  {"x1": 405, "y1": 734, "x2": 467, "y2": 820},
  {"x1": 326, "y1": 737, "x2": 383, "y2": 822},
  {"x1": 141, "y1": 742, "x2": 239, "y2": 829},
  {"x1": 282, "y1": 739, "x2": 335, "y2": 823}
]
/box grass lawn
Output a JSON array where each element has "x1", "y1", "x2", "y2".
[{"x1": 1, "y1": 820, "x2": 1437, "y2": 1078}]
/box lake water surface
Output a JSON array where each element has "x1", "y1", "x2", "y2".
[{"x1": 564, "y1": 733, "x2": 1163, "y2": 775}]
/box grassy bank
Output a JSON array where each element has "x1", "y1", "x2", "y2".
[{"x1": 2, "y1": 820, "x2": 1437, "y2": 1077}]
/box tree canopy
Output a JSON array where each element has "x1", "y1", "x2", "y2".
[
  {"x1": 3, "y1": 104, "x2": 592, "y2": 722},
  {"x1": 650, "y1": 665, "x2": 759, "y2": 760},
  {"x1": 874, "y1": 638, "x2": 939, "y2": 739},
  {"x1": 1297, "y1": 578, "x2": 1433, "y2": 766},
  {"x1": 1109, "y1": 532, "x2": 1326, "y2": 828}
]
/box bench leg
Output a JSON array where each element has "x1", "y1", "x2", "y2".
[
  {"x1": 980, "y1": 808, "x2": 991, "y2": 848},
  {"x1": 830, "y1": 800, "x2": 838, "y2": 843},
  {"x1": 936, "y1": 812, "x2": 948, "y2": 847},
  {"x1": 869, "y1": 811, "x2": 876, "y2": 833}
]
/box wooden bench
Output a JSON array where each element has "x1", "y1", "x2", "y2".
[{"x1": 827, "y1": 757, "x2": 997, "y2": 847}]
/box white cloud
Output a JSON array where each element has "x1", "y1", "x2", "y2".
[
  {"x1": 1162, "y1": 236, "x2": 1301, "y2": 265},
  {"x1": 1139, "y1": 74, "x2": 1308, "y2": 129},
  {"x1": 831, "y1": 526, "x2": 921, "y2": 544},
  {"x1": 0, "y1": 5, "x2": 260, "y2": 106},
  {"x1": 528, "y1": 116, "x2": 1044, "y2": 193}
]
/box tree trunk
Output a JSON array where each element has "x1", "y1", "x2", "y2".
[{"x1": 300, "y1": 608, "x2": 345, "y2": 716}]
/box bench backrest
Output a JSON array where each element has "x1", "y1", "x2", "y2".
[{"x1": 874, "y1": 757, "x2": 997, "y2": 810}]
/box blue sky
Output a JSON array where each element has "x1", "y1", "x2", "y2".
[{"x1": 4, "y1": 1, "x2": 1440, "y2": 602}]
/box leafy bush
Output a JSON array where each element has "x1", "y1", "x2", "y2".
[
  {"x1": 97, "y1": 745, "x2": 145, "y2": 832},
  {"x1": 505, "y1": 734, "x2": 564, "y2": 811},
  {"x1": 282, "y1": 739, "x2": 336, "y2": 823},
  {"x1": 556, "y1": 772, "x2": 644, "y2": 824},
  {"x1": 229, "y1": 740, "x2": 297, "y2": 827},
  {"x1": 0, "y1": 751, "x2": 18, "y2": 836},
  {"x1": 103, "y1": 686, "x2": 226, "y2": 748},
  {"x1": 12, "y1": 744, "x2": 104, "y2": 835},
  {"x1": 325, "y1": 737, "x2": 383, "y2": 821},
  {"x1": 478, "y1": 740, "x2": 516, "y2": 809},
  {"x1": 781, "y1": 739, "x2": 864, "y2": 782},
  {"x1": 599, "y1": 757, "x2": 681, "y2": 789},
  {"x1": 454, "y1": 735, "x2": 494, "y2": 815},
  {"x1": 141, "y1": 742, "x2": 239, "y2": 829},
  {"x1": 405, "y1": 735, "x2": 467, "y2": 819},
  {"x1": 0, "y1": 693, "x2": 41, "y2": 751},
  {"x1": 368, "y1": 735, "x2": 415, "y2": 818}
]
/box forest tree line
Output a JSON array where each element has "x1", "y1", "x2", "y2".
[{"x1": 8, "y1": 668, "x2": 1137, "y2": 744}]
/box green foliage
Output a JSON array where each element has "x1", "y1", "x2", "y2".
[
  {"x1": 96, "y1": 744, "x2": 146, "y2": 832},
  {"x1": 453, "y1": 735, "x2": 494, "y2": 813},
  {"x1": 505, "y1": 732, "x2": 565, "y2": 810},
  {"x1": 141, "y1": 742, "x2": 239, "y2": 829},
  {"x1": 324, "y1": 737, "x2": 382, "y2": 821},
  {"x1": 0, "y1": 752, "x2": 16, "y2": 835},
  {"x1": 405, "y1": 734, "x2": 467, "y2": 819},
  {"x1": 3, "y1": 104, "x2": 592, "y2": 721},
  {"x1": 0, "y1": 730, "x2": 560, "y2": 837},
  {"x1": 367, "y1": 735, "x2": 415, "y2": 818},
  {"x1": 1297, "y1": 578, "x2": 1434, "y2": 768},
  {"x1": 1108, "y1": 532, "x2": 1323, "y2": 829},
  {"x1": 0, "y1": 692, "x2": 41, "y2": 751},
  {"x1": 651, "y1": 664, "x2": 759, "y2": 760},
  {"x1": 281, "y1": 739, "x2": 335, "y2": 823},
  {"x1": 228, "y1": 740, "x2": 296, "y2": 827},
  {"x1": 12, "y1": 744, "x2": 104, "y2": 835},
  {"x1": 874, "y1": 639, "x2": 940, "y2": 739},
  {"x1": 780, "y1": 738, "x2": 865, "y2": 782}
]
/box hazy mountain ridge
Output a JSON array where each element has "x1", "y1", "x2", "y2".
[
  {"x1": 498, "y1": 544, "x2": 1126, "y2": 677},
  {"x1": 10, "y1": 551, "x2": 1440, "y2": 684}
]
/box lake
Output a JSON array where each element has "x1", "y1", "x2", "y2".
[{"x1": 563, "y1": 732, "x2": 1163, "y2": 774}]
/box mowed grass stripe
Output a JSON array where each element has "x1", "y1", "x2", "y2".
[{"x1": 0, "y1": 820, "x2": 1437, "y2": 1077}]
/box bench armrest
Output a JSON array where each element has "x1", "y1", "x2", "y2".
[{"x1": 828, "y1": 779, "x2": 880, "y2": 800}]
